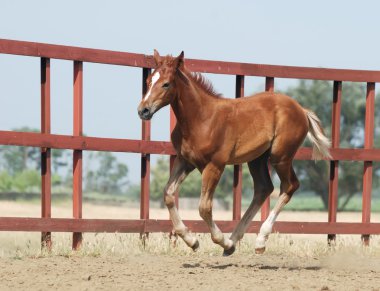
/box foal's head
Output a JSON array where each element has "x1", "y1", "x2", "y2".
[{"x1": 137, "y1": 50, "x2": 184, "y2": 120}]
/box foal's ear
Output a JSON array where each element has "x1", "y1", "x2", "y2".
[
  {"x1": 175, "y1": 51, "x2": 185, "y2": 69},
  {"x1": 153, "y1": 49, "x2": 162, "y2": 66}
]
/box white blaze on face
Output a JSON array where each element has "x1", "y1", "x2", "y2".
[{"x1": 144, "y1": 72, "x2": 160, "y2": 101}]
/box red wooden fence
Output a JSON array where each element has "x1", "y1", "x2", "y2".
[{"x1": 0, "y1": 39, "x2": 380, "y2": 248}]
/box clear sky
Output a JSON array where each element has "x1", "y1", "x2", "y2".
[{"x1": 1, "y1": 0, "x2": 380, "y2": 183}]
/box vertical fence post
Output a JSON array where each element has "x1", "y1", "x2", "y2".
[
  {"x1": 328, "y1": 81, "x2": 342, "y2": 244},
  {"x1": 41, "y1": 57, "x2": 52, "y2": 249},
  {"x1": 362, "y1": 82, "x2": 375, "y2": 245},
  {"x1": 233, "y1": 75, "x2": 244, "y2": 220},
  {"x1": 169, "y1": 106, "x2": 178, "y2": 241},
  {"x1": 169, "y1": 108, "x2": 179, "y2": 208},
  {"x1": 261, "y1": 77, "x2": 274, "y2": 221},
  {"x1": 141, "y1": 68, "x2": 151, "y2": 234},
  {"x1": 73, "y1": 61, "x2": 83, "y2": 250}
]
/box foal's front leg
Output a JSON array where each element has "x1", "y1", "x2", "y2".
[
  {"x1": 199, "y1": 163, "x2": 234, "y2": 250},
  {"x1": 164, "y1": 156, "x2": 199, "y2": 250}
]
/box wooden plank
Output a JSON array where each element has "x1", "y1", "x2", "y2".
[
  {"x1": 2, "y1": 131, "x2": 380, "y2": 161},
  {"x1": 0, "y1": 131, "x2": 176, "y2": 154},
  {"x1": 141, "y1": 68, "x2": 151, "y2": 225},
  {"x1": 72, "y1": 61, "x2": 83, "y2": 249},
  {"x1": 0, "y1": 39, "x2": 153, "y2": 68},
  {"x1": 232, "y1": 165, "x2": 242, "y2": 220},
  {"x1": 2, "y1": 39, "x2": 380, "y2": 82},
  {"x1": 169, "y1": 107, "x2": 178, "y2": 208},
  {"x1": 328, "y1": 81, "x2": 342, "y2": 243},
  {"x1": 295, "y1": 147, "x2": 380, "y2": 161},
  {"x1": 0, "y1": 217, "x2": 380, "y2": 235},
  {"x1": 187, "y1": 59, "x2": 380, "y2": 82},
  {"x1": 267, "y1": 221, "x2": 380, "y2": 235},
  {"x1": 362, "y1": 161, "x2": 373, "y2": 224},
  {"x1": 40, "y1": 57, "x2": 52, "y2": 249},
  {"x1": 233, "y1": 75, "x2": 244, "y2": 220},
  {"x1": 0, "y1": 217, "x2": 145, "y2": 233},
  {"x1": 362, "y1": 82, "x2": 375, "y2": 245},
  {"x1": 261, "y1": 77, "x2": 274, "y2": 220}
]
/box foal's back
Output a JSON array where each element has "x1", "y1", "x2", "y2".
[{"x1": 220, "y1": 92, "x2": 309, "y2": 164}]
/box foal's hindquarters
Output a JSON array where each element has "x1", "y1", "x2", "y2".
[
  {"x1": 226, "y1": 95, "x2": 311, "y2": 255},
  {"x1": 167, "y1": 97, "x2": 329, "y2": 255}
]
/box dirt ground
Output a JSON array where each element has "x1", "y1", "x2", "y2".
[
  {"x1": 1, "y1": 251, "x2": 380, "y2": 291},
  {"x1": 0, "y1": 202, "x2": 380, "y2": 290}
]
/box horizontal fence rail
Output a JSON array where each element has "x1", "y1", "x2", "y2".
[
  {"x1": 0, "y1": 38, "x2": 379, "y2": 248},
  {"x1": 0, "y1": 218, "x2": 379, "y2": 235},
  {"x1": 1, "y1": 131, "x2": 380, "y2": 160},
  {"x1": 3, "y1": 38, "x2": 380, "y2": 81}
]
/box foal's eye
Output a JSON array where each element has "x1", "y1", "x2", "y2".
[{"x1": 162, "y1": 82, "x2": 170, "y2": 89}]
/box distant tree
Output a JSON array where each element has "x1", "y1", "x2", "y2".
[
  {"x1": 0, "y1": 127, "x2": 40, "y2": 175},
  {"x1": 125, "y1": 183, "x2": 141, "y2": 201},
  {"x1": 84, "y1": 152, "x2": 128, "y2": 194},
  {"x1": 0, "y1": 127, "x2": 72, "y2": 193},
  {"x1": 150, "y1": 156, "x2": 254, "y2": 205},
  {"x1": 286, "y1": 80, "x2": 380, "y2": 210},
  {"x1": 150, "y1": 157, "x2": 170, "y2": 201},
  {"x1": 12, "y1": 169, "x2": 41, "y2": 192},
  {"x1": 0, "y1": 128, "x2": 133, "y2": 195},
  {"x1": 0, "y1": 171, "x2": 13, "y2": 191},
  {"x1": 0, "y1": 127, "x2": 67, "y2": 175},
  {"x1": 51, "y1": 149, "x2": 69, "y2": 173}
]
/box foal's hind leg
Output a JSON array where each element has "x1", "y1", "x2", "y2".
[
  {"x1": 199, "y1": 163, "x2": 234, "y2": 250},
  {"x1": 164, "y1": 156, "x2": 198, "y2": 250},
  {"x1": 255, "y1": 160, "x2": 299, "y2": 253},
  {"x1": 224, "y1": 152, "x2": 274, "y2": 256}
]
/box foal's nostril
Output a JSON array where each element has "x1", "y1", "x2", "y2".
[
  {"x1": 141, "y1": 108, "x2": 150, "y2": 116},
  {"x1": 138, "y1": 107, "x2": 151, "y2": 120}
]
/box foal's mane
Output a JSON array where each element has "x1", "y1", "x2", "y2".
[
  {"x1": 161, "y1": 54, "x2": 222, "y2": 98},
  {"x1": 185, "y1": 71, "x2": 222, "y2": 98}
]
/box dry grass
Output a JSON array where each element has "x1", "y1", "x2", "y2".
[
  {"x1": 0, "y1": 201, "x2": 379, "y2": 260},
  {"x1": 1, "y1": 231, "x2": 379, "y2": 261}
]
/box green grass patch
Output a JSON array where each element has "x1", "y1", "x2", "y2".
[
  {"x1": 242, "y1": 193, "x2": 380, "y2": 212},
  {"x1": 281, "y1": 195, "x2": 326, "y2": 211}
]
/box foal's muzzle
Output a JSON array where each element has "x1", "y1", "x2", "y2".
[{"x1": 138, "y1": 107, "x2": 152, "y2": 120}]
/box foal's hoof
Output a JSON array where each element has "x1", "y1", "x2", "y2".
[
  {"x1": 255, "y1": 247, "x2": 266, "y2": 254},
  {"x1": 191, "y1": 240, "x2": 200, "y2": 252},
  {"x1": 222, "y1": 245, "x2": 236, "y2": 257}
]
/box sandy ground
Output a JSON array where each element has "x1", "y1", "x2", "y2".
[
  {"x1": 1, "y1": 250, "x2": 380, "y2": 290},
  {"x1": 0, "y1": 202, "x2": 380, "y2": 290},
  {"x1": 2, "y1": 200, "x2": 380, "y2": 222}
]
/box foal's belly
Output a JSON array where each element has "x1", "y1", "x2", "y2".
[
  {"x1": 227, "y1": 139, "x2": 272, "y2": 164},
  {"x1": 178, "y1": 123, "x2": 274, "y2": 167}
]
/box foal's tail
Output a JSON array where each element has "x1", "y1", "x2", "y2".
[{"x1": 304, "y1": 109, "x2": 332, "y2": 160}]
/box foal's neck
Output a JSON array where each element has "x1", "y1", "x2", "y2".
[{"x1": 171, "y1": 73, "x2": 216, "y2": 136}]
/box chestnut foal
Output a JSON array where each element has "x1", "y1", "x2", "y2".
[{"x1": 137, "y1": 50, "x2": 331, "y2": 256}]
